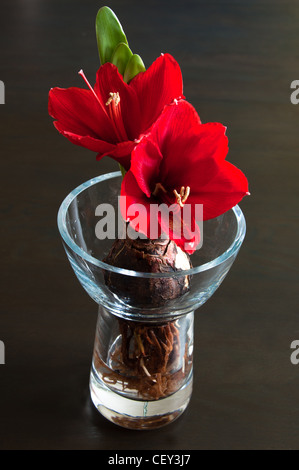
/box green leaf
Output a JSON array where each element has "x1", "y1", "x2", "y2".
[
  {"x1": 124, "y1": 54, "x2": 146, "y2": 83},
  {"x1": 95, "y1": 6, "x2": 128, "y2": 65},
  {"x1": 111, "y1": 42, "x2": 133, "y2": 76}
]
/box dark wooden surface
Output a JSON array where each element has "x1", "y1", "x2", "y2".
[{"x1": 1, "y1": 0, "x2": 299, "y2": 450}]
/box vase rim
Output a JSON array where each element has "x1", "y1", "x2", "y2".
[{"x1": 57, "y1": 171, "x2": 246, "y2": 279}]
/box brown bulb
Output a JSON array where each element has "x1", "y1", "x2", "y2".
[{"x1": 103, "y1": 225, "x2": 192, "y2": 306}]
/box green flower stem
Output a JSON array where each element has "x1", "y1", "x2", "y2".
[{"x1": 119, "y1": 164, "x2": 126, "y2": 178}]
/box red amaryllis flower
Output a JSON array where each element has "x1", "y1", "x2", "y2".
[
  {"x1": 120, "y1": 99, "x2": 249, "y2": 254},
  {"x1": 48, "y1": 53, "x2": 183, "y2": 171}
]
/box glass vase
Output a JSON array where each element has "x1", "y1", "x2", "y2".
[
  {"x1": 57, "y1": 171, "x2": 246, "y2": 430},
  {"x1": 90, "y1": 306, "x2": 194, "y2": 429}
]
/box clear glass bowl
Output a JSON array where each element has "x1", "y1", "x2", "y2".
[
  {"x1": 57, "y1": 171, "x2": 246, "y2": 320},
  {"x1": 57, "y1": 171, "x2": 246, "y2": 429}
]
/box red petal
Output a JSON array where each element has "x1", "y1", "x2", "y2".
[
  {"x1": 54, "y1": 121, "x2": 116, "y2": 153},
  {"x1": 189, "y1": 160, "x2": 249, "y2": 220},
  {"x1": 130, "y1": 136, "x2": 163, "y2": 197},
  {"x1": 150, "y1": 99, "x2": 201, "y2": 148},
  {"x1": 146, "y1": 100, "x2": 203, "y2": 186},
  {"x1": 130, "y1": 54, "x2": 184, "y2": 132},
  {"x1": 161, "y1": 122, "x2": 229, "y2": 191},
  {"x1": 48, "y1": 87, "x2": 115, "y2": 142}
]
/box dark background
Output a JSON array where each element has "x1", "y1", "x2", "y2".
[{"x1": 0, "y1": 0, "x2": 299, "y2": 450}]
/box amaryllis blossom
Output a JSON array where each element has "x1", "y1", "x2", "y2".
[
  {"x1": 120, "y1": 99, "x2": 249, "y2": 254},
  {"x1": 48, "y1": 53, "x2": 183, "y2": 171}
]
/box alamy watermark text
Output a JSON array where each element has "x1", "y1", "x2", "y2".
[
  {"x1": 94, "y1": 197, "x2": 203, "y2": 252},
  {"x1": 290, "y1": 80, "x2": 299, "y2": 105},
  {"x1": 0, "y1": 340, "x2": 5, "y2": 364},
  {"x1": 0, "y1": 80, "x2": 4, "y2": 104},
  {"x1": 290, "y1": 340, "x2": 299, "y2": 365}
]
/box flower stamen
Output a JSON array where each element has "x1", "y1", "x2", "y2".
[
  {"x1": 174, "y1": 186, "x2": 191, "y2": 208},
  {"x1": 105, "y1": 91, "x2": 128, "y2": 142},
  {"x1": 152, "y1": 182, "x2": 167, "y2": 198},
  {"x1": 78, "y1": 69, "x2": 108, "y2": 116},
  {"x1": 106, "y1": 92, "x2": 120, "y2": 107}
]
